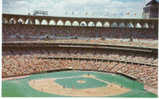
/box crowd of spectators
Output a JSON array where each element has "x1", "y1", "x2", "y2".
[
  {"x1": 6, "y1": 48, "x2": 156, "y2": 65},
  {"x1": 2, "y1": 23, "x2": 158, "y2": 89},
  {"x1": 3, "y1": 24, "x2": 158, "y2": 42},
  {"x1": 2, "y1": 48, "x2": 158, "y2": 88}
]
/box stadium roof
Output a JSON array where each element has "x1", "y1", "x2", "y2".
[{"x1": 146, "y1": 0, "x2": 159, "y2": 6}]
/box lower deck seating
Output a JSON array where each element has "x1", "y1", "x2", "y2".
[{"x1": 2, "y1": 48, "x2": 158, "y2": 88}]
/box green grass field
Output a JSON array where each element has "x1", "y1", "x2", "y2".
[{"x1": 2, "y1": 71, "x2": 157, "y2": 97}]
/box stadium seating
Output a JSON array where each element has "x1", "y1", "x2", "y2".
[{"x1": 2, "y1": 49, "x2": 158, "y2": 88}]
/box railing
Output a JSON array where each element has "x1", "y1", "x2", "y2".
[{"x1": 38, "y1": 56, "x2": 157, "y2": 67}]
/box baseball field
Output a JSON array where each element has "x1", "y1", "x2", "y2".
[{"x1": 2, "y1": 70, "x2": 157, "y2": 97}]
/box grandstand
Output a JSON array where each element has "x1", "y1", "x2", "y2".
[{"x1": 2, "y1": 13, "x2": 158, "y2": 97}]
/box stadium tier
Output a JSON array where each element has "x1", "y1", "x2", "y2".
[
  {"x1": 2, "y1": 44, "x2": 158, "y2": 88},
  {"x1": 2, "y1": 14, "x2": 158, "y2": 97},
  {"x1": 2, "y1": 14, "x2": 158, "y2": 41}
]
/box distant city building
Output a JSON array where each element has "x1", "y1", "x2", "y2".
[
  {"x1": 26, "y1": 10, "x2": 48, "y2": 24},
  {"x1": 33, "y1": 10, "x2": 48, "y2": 16},
  {"x1": 143, "y1": 0, "x2": 159, "y2": 19},
  {"x1": 28, "y1": 12, "x2": 31, "y2": 16}
]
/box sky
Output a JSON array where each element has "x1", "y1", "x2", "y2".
[{"x1": 2, "y1": 0, "x2": 159, "y2": 18}]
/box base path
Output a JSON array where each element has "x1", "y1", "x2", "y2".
[{"x1": 29, "y1": 74, "x2": 130, "y2": 96}]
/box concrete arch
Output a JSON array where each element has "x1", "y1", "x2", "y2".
[
  {"x1": 2, "y1": 18, "x2": 8, "y2": 24},
  {"x1": 119, "y1": 22, "x2": 125, "y2": 28},
  {"x1": 111, "y1": 22, "x2": 118, "y2": 28},
  {"x1": 96, "y1": 21, "x2": 102, "y2": 27},
  {"x1": 41, "y1": 19, "x2": 48, "y2": 25},
  {"x1": 136, "y1": 23, "x2": 142, "y2": 28},
  {"x1": 17, "y1": 18, "x2": 24, "y2": 24},
  {"x1": 103, "y1": 22, "x2": 110, "y2": 27},
  {"x1": 65, "y1": 20, "x2": 71, "y2": 26},
  {"x1": 35, "y1": 19, "x2": 41, "y2": 25},
  {"x1": 9, "y1": 18, "x2": 16, "y2": 24},
  {"x1": 143, "y1": 23, "x2": 149, "y2": 28},
  {"x1": 80, "y1": 21, "x2": 87, "y2": 27},
  {"x1": 72, "y1": 21, "x2": 79, "y2": 26},
  {"x1": 57, "y1": 20, "x2": 64, "y2": 26},
  {"x1": 25, "y1": 18, "x2": 33, "y2": 24},
  {"x1": 149, "y1": 24, "x2": 155, "y2": 29},
  {"x1": 88, "y1": 21, "x2": 95, "y2": 27},
  {"x1": 49, "y1": 20, "x2": 56, "y2": 25},
  {"x1": 127, "y1": 22, "x2": 134, "y2": 28}
]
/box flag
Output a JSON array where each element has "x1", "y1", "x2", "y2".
[
  {"x1": 134, "y1": 13, "x2": 136, "y2": 16},
  {"x1": 126, "y1": 12, "x2": 130, "y2": 15}
]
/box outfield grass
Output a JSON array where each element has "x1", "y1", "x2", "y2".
[{"x1": 2, "y1": 71, "x2": 157, "y2": 97}]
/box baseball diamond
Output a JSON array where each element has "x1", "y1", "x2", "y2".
[{"x1": 2, "y1": 71, "x2": 157, "y2": 97}]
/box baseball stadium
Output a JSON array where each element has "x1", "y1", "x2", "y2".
[{"x1": 2, "y1": 0, "x2": 158, "y2": 97}]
